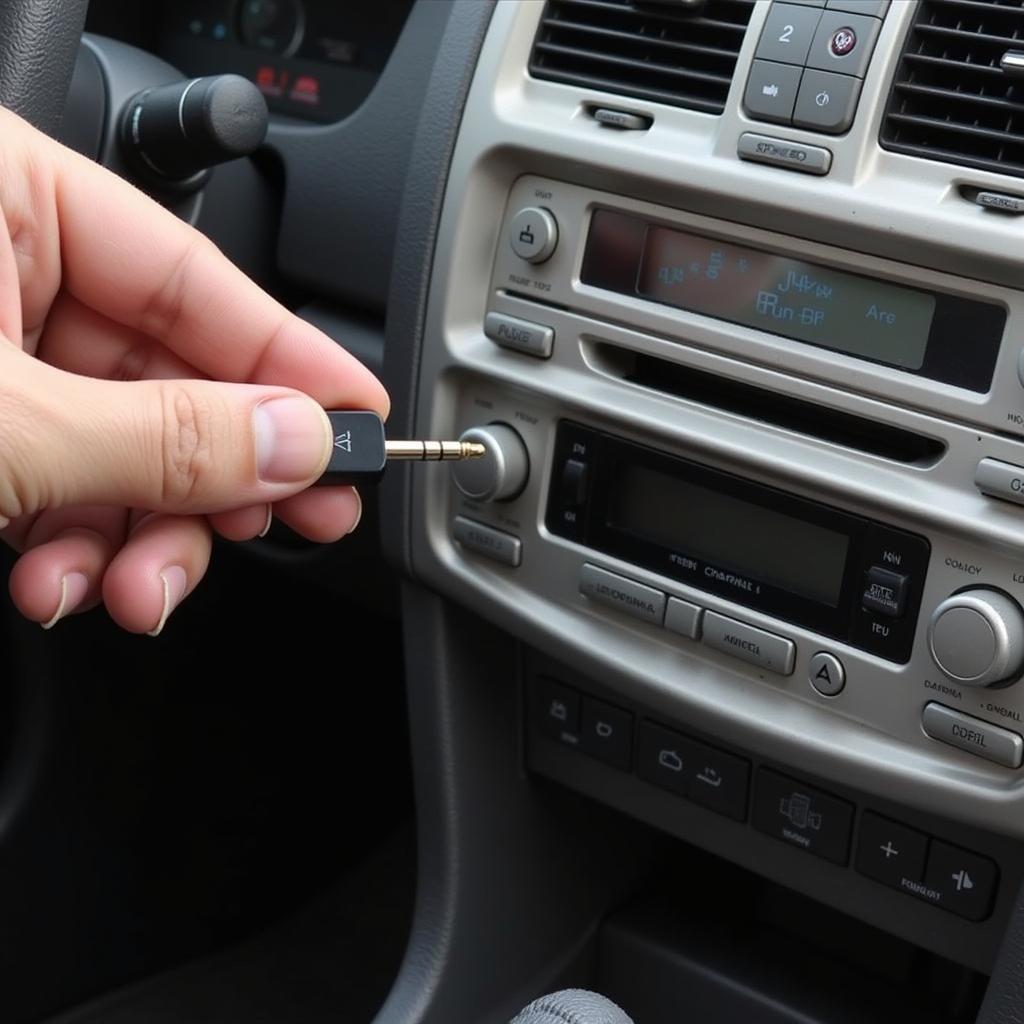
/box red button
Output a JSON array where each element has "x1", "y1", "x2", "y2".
[{"x1": 830, "y1": 27, "x2": 857, "y2": 57}]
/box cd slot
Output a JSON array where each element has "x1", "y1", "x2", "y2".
[{"x1": 589, "y1": 344, "x2": 945, "y2": 467}]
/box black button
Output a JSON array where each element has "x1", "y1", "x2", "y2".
[
  {"x1": 561, "y1": 458, "x2": 590, "y2": 507},
  {"x1": 922, "y1": 841, "x2": 998, "y2": 921},
  {"x1": 684, "y1": 738, "x2": 750, "y2": 821},
  {"x1": 862, "y1": 565, "x2": 909, "y2": 618},
  {"x1": 637, "y1": 720, "x2": 691, "y2": 797},
  {"x1": 855, "y1": 812, "x2": 928, "y2": 889},
  {"x1": 752, "y1": 769, "x2": 854, "y2": 864},
  {"x1": 580, "y1": 698, "x2": 633, "y2": 770},
  {"x1": 530, "y1": 676, "x2": 581, "y2": 747}
]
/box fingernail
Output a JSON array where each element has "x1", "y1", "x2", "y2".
[
  {"x1": 148, "y1": 565, "x2": 188, "y2": 638},
  {"x1": 258, "y1": 505, "x2": 273, "y2": 538},
  {"x1": 346, "y1": 489, "x2": 363, "y2": 535},
  {"x1": 41, "y1": 572, "x2": 89, "y2": 629},
  {"x1": 254, "y1": 397, "x2": 329, "y2": 484}
]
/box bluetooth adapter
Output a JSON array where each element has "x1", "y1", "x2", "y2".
[{"x1": 317, "y1": 411, "x2": 486, "y2": 486}]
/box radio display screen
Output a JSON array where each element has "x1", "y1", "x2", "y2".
[
  {"x1": 636, "y1": 226, "x2": 935, "y2": 371},
  {"x1": 579, "y1": 210, "x2": 1006, "y2": 392},
  {"x1": 612, "y1": 464, "x2": 850, "y2": 606}
]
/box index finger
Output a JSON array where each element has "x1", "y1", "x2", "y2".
[{"x1": 43, "y1": 117, "x2": 388, "y2": 416}]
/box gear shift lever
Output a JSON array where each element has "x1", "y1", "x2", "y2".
[{"x1": 510, "y1": 990, "x2": 634, "y2": 1024}]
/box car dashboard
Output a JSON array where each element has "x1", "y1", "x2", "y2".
[{"x1": 31, "y1": 2, "x2": 1024, "y2": 1023}]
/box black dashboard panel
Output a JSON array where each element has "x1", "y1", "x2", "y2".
[{"x1": 88, "y1": 0, "x2": 414, "y2": 123}]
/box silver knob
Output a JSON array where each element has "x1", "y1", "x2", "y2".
[
  {"x1": 508, "y1": 206, "x2": 559, "y2": 264},
  {"x1": 452, "y1": 424, "x2": 529, "y2": 502},
  {"x1": 928, "y1": 590, "x2": 1024, "y2": 687}
]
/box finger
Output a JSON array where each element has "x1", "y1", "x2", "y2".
[
  {"x1": 0, "y1": 344, "x2": 336, "y2": 518},
  {"x1": 0, "y1": 208, "x2": 23, "y2": 347},
  {"x1": 208, "y1": 504, "x2": 272, "y2": 542},
  {"x1": 2, "y1": 503, "x2": 125, "y2": 552},
  {"x1": 101, "y1": 514, "x2": 212, "y2": 635},
  {"x1": 34, "y1": 117, "x2": 388, "y2": 415},
  {"x1": 0, "y1": 121, "x2": 58, "y2": 347},
  {"x1": 9, "y1": 526, "x2": 117, "y2": 626},
  {"x1": 37, "y1": 291, "x2": 202, "y2": 381},
  {"x1": 273, "y1": 487, "x2": 362, "y2": 543}
]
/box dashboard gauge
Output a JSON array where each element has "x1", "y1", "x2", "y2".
[{"x1": 237, "y1": 0, "x2": 304, "y2": 56}]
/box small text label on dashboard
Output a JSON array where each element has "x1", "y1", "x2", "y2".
[
  {"x1": 944, "y1": 557, "x2": 983, "y2": 576},
  {"x1": 980, "y1": 702, "x2": 1022, "y2": 723},
  {"x1": 925, "y1": 678, "x2": 963, "y2": 701}
]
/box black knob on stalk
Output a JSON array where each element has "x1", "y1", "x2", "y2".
[{"x1": 121, "y1": 74, "x2": 268, "y2": 190}]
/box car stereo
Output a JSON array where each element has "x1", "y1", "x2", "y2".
[{"x1": 546, "y1": 421, "x2": 930, "y2": 663}]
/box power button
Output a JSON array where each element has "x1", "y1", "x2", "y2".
[{"x1": 509, "y1": 206, "x2": 559, "y2": 264}]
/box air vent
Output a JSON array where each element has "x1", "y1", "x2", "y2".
[
  {"x1": 880, "y1": 0, "x2": 1024, "y2": 179},
  {"x1": 528, "y1": 0, "x2": 756, "y2": 115}
]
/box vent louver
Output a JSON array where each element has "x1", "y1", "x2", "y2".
[
  {"x1": 528, "y1": 0, "x2": 756, "y2": 116},
  {"x1": 880, "y1": 0, "x2": 1024, "y2": 179}
]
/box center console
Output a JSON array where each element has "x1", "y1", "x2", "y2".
[{"x1": 385, "y1": 0, "x2": 1024, "y2": 1009}]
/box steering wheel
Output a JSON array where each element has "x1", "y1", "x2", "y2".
[{"x1": 0, "y1": 0, "x2": 90, "y2": 135}]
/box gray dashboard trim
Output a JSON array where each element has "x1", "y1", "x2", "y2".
[{"x1": 379, "y1": 0, "x2": 498, "y2": 574}]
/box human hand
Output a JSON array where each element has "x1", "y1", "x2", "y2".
[{"x1": 0, "y1": 107, "x2": 389, "y2": 634}]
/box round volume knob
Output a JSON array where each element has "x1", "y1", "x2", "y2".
[
  {"x1": 928, "y1": 590, "x2": 1024, "y2": 687},
  {"x1": 508, "y1": 207, "x2": 559, "y2": 264},
  {"x1": 452, "y1": 424, "x2": 529, "y2": 502}
]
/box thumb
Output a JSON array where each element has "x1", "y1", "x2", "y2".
[{"x1": 0, "y1": 355, "x2": 333, "y2": 519}]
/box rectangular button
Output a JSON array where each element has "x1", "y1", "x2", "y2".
[
  {"x1": 755, "y1": 3, "x2": 823, "y2": 66},
  {"x1": 665, "y1": 597, "x2": 703, "y2": 639},
  {"x1": 581, "y1": 697, "x2": 633, "y2": 770},
  {"x1": 738, "y1": 132, "x2": 832, "y2": 175},
  {"x1": 975, "y1": 458, "x2": 1024, "y2": 507},
  {"x1": 922, "y1": 703, "x2": 1023, "y2": 768},
  {"x1": 580, "y1": 564, "x2": 666, "y2": 626},
  {"x1": 806, "y1": 10, "x2": 882, "y2": 78},
  {"x1": 793, "y1": 69, "x2": 862, "y2": 134},
  {"x1": 826, "y1": 0, "x2": 889, "y2": 14},
  {"x1": 862, "y1": 565, "x2": 908, "y2": 618},
  {"x1": 530, "y1": 676, "x2": 581, "y2": 746},
  {"x1": 922, "y1": 841, "x2": 998, "y2": 921},
  {"x1": 855, "y1": 812, "x2": 928, "y2": 890},
  {"x1": 685, "y1": 739, "x2": 750, "y2": 821},
  {"x1": 453, "y1": 516, "x2": 521, "y2": 567},
  {"x1": 703, "y1": 611, "x2": 795, "y2": 675},
  {"x1": 977, "y1": 192, "x2": 1024, "y2": 214},
  {"x1": 753, "y1": 768, "x2": 854, "y2": 864},
  {"x1": 743, "y1": 59, "x2": 803, "y2": 125},
  {"x1": 560, "y1": 458, "x2": 590, "y2": 507},
  {"x1": 484, "y1": 311, "x2": 554, "y2": 358},
  {"x1": 637, "y1": 720, "x2": 691, "y2": 797},
  {"x1": 593, "y1": 108, "x2": 651, "y2": 130}
]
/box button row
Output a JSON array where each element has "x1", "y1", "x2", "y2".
[
  {"x1": 745, "y1": 59, "x2": 862, "y2": 134},
  {"x1": 530, "y1": 676, "x2": 997, "y2": 920},
  {"x1": 531, "y1": 675, "x2": 751, "y2": 821},
  {"x1": 856, "y1": 812, "x2": 997, "y2": 921},
  {"x1": 744, "y1": 1, "x2": 886, "y2": 134},
  {"x1": 531, "y1": 675, "x2": 635, "y2": 771},
  {"x1": 756, "y1": 4, "x2": 883, "y2": 78},
  {"x1": 579, "y1": 563, "x2": 796, "y2": 676}
]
